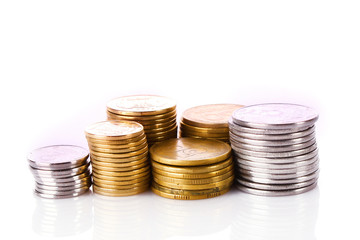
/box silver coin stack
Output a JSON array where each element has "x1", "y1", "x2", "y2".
[
  {"x1": 229, "y1": 103, "x2": 319, "y2": 196},
  {"x1": 28, "y1": 145, "x2": 92, "y2": 199}
]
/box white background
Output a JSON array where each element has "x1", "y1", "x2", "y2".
[{"x1": 1, "y1": 0, "x2": 359, "y2": 239}]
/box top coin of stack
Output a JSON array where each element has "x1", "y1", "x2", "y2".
[
  {"x1": 150, "y1": 138, "x2": 234, "y2": 200},
  {"x1": 180, "y1": 104, "x2": 244, "y2": 143},
  {"x1": 229, "y1": 103, "x2": 319, "y2": 196},
  {"x1": 85, "y1": 120, "x2": 151, "y2": 197},
  {"x1": 28, "y1": 145, "x2": 92, "y2": 199},
  {"x1": 107, "y1": 95, "x2": 177, "y2": 146}
]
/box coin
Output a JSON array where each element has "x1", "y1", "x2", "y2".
[
  {"x1": 92, "y1": 161, "x2": 148, "y2": 173},
  {"x1": 93, "y1": 184, "x2": 150, "y2": 197},
  {"x1": 34, "y1": 189, "x2": 90, "y2": 199},
  {"x1": 88, "y1": 141, "x2": 147, "y2": 153},
  {"x1": 35, "y1": 180, "x2": 92, "y2": 192},
  {"x1": 93, "y1": 166, "x2": 150, "y2": 177},
  {"x1": 30, "y1": 161, "x2": 90, "y2": 178},
  {"x1": 107, "y1": 95, "x2": 176, "y2": 116},
  {"x1": 85, "y1": 120, "x2": 144, "y2": 140},
  {"x1": 86, "y1": 133, "x2": 146, "y2": 145},
  {"x1": 34, "y1": 176, "x2": 92, "y2": 187},
  {"x1": 34, "y1": 170, "x2": 91, "y2": 183},
  {"x1": 90, "y1": 145, "x2": 148, "y2": 158},
  {"x1": 237, "y1": 161, "x2": 319, "y2": 174},
  {"x1": 235, "y1": 155, "x2": 319, "y2": 169},
  {"x1": 94, "y1": 178, "x2": 150, "y2": 190},
  {"x1": 107, "y1": 109, "x2": 177, "y2": 121},
  {"x1": 150, "y1": 138, "x2": 232, "y2": 166},
  {"x1": 35, "y1": 185, "x2": 91, "y2": 196},
  {"x1": 92, "y1": 169, "x2": 150, "y2": 181},
  {"x1": 182, "y1": 104, "x2": 244, "y2": 128},
  {"x1": 90, "y1": 151, "x2": 148, "y2": 163},
  {"x1": 238, "y1": 167, "x2": 318, "y2": 180},
  {"x1": 180, "y1": 127, "x2": 229, "y2": 138},
  {"x1": 88, "y1": 136, "x2": 147, "y2": 149},
  {"x1": 93, "y1": 174, "x2": 150, "y2": 186},
  {"x1": 91, "y1": 155, "x2": 148, "y2": 168},
  {"x1": 180, "y1": 121, "x2": 229, "y2": 134},
  {"x1": 236, "y1": 182, "x2": 317, "y2": 196}
]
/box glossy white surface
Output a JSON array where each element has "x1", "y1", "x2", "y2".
[{"x1": 1, "y1": 0, "x2": 359, "y2": 239}]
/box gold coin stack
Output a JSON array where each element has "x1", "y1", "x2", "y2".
[
  {"x1": 85, "y1": 120, "x2": 151, "y2": 196},
  {"x1": 150, "y1": 138, "x2": 234, "y2": 200},
  {"x1": 106, "y1": 95, "x2": 178, "y2": 146},
  {"x1": 180, "y1": 104, "x2": 244, "y2": 143}
]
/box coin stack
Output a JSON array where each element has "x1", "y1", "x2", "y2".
[
  {"x1": 150, "y1": 138, "x2": 234, "y2": 200},
  {"x1": 85, "y1": 120, "x2": 151, "y2": 196},
  {"x1": 229, "y1": 103, "x2": 319, "y2": 196},
  {"x1": 107, "y1": 95, "x2": 178, "y2": 146},
  {"x1": 28, "y1": 145, "x2": 91, "y2": 199},
  {"x1": 180, "y1": 104, "x2": 244, "y2": 143}
]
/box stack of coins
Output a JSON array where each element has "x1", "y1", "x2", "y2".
[
  {"x1": 229, "y1": 103, "x2": 319, "y2": 196},
  {"x1": 107, "y1": 95, "x2": 177, "y2": 146},
  {"x1": 85, "y1": 120, "x2": 151, "y2": 196},
  {"x1": 28, "y1": 145, "x2": 91, "y2": 199},
  {"x1": 150, "y1": 138, "x2": 234, "y2": 200},
  {"x1": 180, "y1": 104, "x2": 244, "y2": 143}
]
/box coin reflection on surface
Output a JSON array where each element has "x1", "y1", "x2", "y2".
[
  {"x1": 231, "y1": 186, "x2": 319, "y2": 240},
  {"x1": 93, "y1": 191, "x2": 150, "y2": 240},
  {"x1": 150, "y1": 191, "x2": 234, "y2": 239},
  {"x1": 32, "y1": 191, "x2": 93, "y2": 237}
]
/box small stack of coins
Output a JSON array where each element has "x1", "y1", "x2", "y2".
[
  {"x1": 180, "y1": 104, "x2": 244, "y2": 143},
  {"x1": 150, "y1": 138, "x2": 234, "y2": 200},
  {"x1": 28, "y1": 145, "x2": 91, "y2": 199},
  {"x1": 85, "y1": 120, "x2": 151, "y2": 196},
  {"x1": 229, "y1": 103, "x2": 319, "y2": 196},
  {"x1": 107, "y1": 95, "x2": 177, "y2": 146}
]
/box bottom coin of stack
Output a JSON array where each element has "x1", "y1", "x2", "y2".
[
  {"x1": 229, "y1": 103, "x2": 320, "y2": 196},
  {"x1": 150, "y1": 138, "x2": 234, "y2": 200},
  {"x1": 28, "y1": 145, "x2": 92, "y2": 199},
  {"x1": 85, "y1": 120, "x2": 151, "y2": 196}
]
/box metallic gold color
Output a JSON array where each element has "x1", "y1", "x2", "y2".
[
  {"x1": 151, "y1": 186, "x2": 230, "y2": 200},
  {"x1": 85, "y1": 120, "x2": 144, "y2": 140},
  {"x1": 93, "y1": 184, "x2": 149, "y2": 197}
]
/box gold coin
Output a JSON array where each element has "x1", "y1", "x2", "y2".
[
  {"x1": 152, "y1": 164, "x2": 234, "y2": 179},
  {"x1": 93, "y1": 174, "x2": 151, "y2": 186},
  {"x1": 151, "y1": 185, "x2": 231, "y2": 200},
  {"x1": 182, "y1": 104, "x2": 244, "y2": 128},
  {"x1": 179, "y1": 131, "x2": 229, "y2": 142},
  {"x1": 150, "y1": 138, "x2": 231, "y2": 166},
  {"x1": 93, "y1": 178, "x2": 150, "y2": 190},
  {"x1": 141, "y1": 119, "x2": 177, "y2": 130},
  {"x1": 91, "y1": 155, "x2": 148, "y2": 167},
  {"x1": 86, "y1": 133, "x2": 146, "y2": 145},
  {"x1": 147, "y1": 132, "x2": 177, "y2": 142},
  {"x1": 145, "y1": 125, "x2": 178, "y2": 139},
  {"x1": 90, "y1": 145, "x2": 148, "y2": 158},
  {"x1": 87, "y1": 136, "x2": 147, "y2": 149},
  {"x1": 152, "y1": 170, "x2": 234, "y2": 185},
  {"x1": 108, "y1": 113, "x2": 177, "y2": 125},
  {"x1": 93, "y1": 165, "x2": 150, "y2": 177},
  {"x1": 88, "y1": 141, "x2": 148, "y2": 154},
  {"x1": 107, "y1": 109, "x2": 177, "y2": 121},
  {"x1": 153, "y1": 175, "x2": 234, "y2": 190},
  {"x1": 150, "y1": 157, "x2": 233, "y2": 174},
  {"x1": 92, "y1": 161, "x2": 149, "y2": 172},
  {"x1": 85, "y1": 120, "x2": 144, "y2": 140},
  {"x1": 93, "y1": 184, "x2": 149, "y2": 197},
  {"x1": 180, "y1": 121, "x2": 229, "y2": 133},
  {"x1": 90, "y1": 151, "x2": 148, "y2": 163},
  {"x1": 143, "y1": 122, "x2": 177, "y2": 134},
  {"x1": 106, "y1": 95, "x2": 176, "y2": 116},
  {"x1": 152, "y1": 181, "x2": 232, "y2": 196},
  {"x1": 92, "y1": 169, "x2": 151, "y2": 181},
  {"x1": 179, "y1": 127, "x2": 229, "y2": 138}
]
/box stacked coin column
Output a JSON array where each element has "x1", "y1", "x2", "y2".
[
  {"x1": 229, "y1": 103, "x2": 319, "y2": 196},
  {"x1": 85, "y1": 120, "x2": 151, "y2": 196},
  {"x1": 28, "y1": 145, "x2": 91, "y2": 199},
  {"x1": 106, "y1": 95, "x2": 177, "y2": 146},
  {"x1": 150, "y1": 138, "x2": 234, "y2": 200},
  {"x1": 180, "y1": 104, "x2": 244, "y2": 143}
]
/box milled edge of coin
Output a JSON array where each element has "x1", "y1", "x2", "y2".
[
  {"x1": 35, "y1": 185, "x2": 91, "y2": 196},
  {"x1": 236, "y1": 161, "x2": 319, "y2": 174},
  {"x1": 92, "y1": 161, "x2": 149, "y2": 173},
  {"x1": 34, "y1": 170, "x2": 91, "y2": 183},
  {"x1": 88, "y1": 141, "x2": 148, "y2": 154},
  {"x1": 180, "y1": 127, "x2": 229, "y2": 138},
  {"x1": 90, "y1": 151, "x2": 148, "y2": 163},
  {"x1": 235, "y1": 182, "x2": 317, "y2": 196},
  {"x1": 93, "y1": 174, "x2": 151, "y2": 186},
  {"x1": 30, "y1": 161, "x2": 90, "y2": 178},
  {"x1": 35, "y1": 180, "x2": 92, "y2": 191},
  {"x1": 180, "y1": 121, "x2": 229, "y2": 133},
  {"x1": 34, "y1": 189, "x2": 89, "y2": 199},
  {"x1": 91, "y1": 155, "x2": 149, "y2": 168},
  {"x1": 92, "y1": 165, "x2": 150, "y2": 178},
  {"x1": 93, "y1": 184, "x2": 150, "y2": 194},
  {"x1": 234, "y1": 155, "x2": 319, "y2": 169},
  {"x1": 90, "y1": 145, "x2": 148, "y2": 158},
  {"x1": 94, "y1": 178, "x2": 150, "y2": 190},
  {"x1": 92, "y1": 169, "x2": 150, "y2": 182},
  {"x1": 34, "y1": 176, "x2": 92, "y2": 187},
  {"x1": 238, "y1": 167, "x2": 318, "y2": 180}
]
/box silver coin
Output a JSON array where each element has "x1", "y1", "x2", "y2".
[
  {"x1": 231, "y1": 103, "x2": 319, "y2": 130},
  {"x1": 232, "y1": 143, "x2": 317, "y2": 158},
  {"x1": 229, "y1": 131, "x2": 315, "y2": 147},
  {"x1": 229, "y1": 118, "x2": 312, "y2": 135},
  {"x1": 236, "y1": 176, "x2": 318, "y2": 191},
  {"x1": 237, "y1": 161, "x2": 319, "y2": 174},
  {"x1": 231, "y1": 137, "x2": 316, "y2": 152},
  {"x1": 35, "y1": 185, "x2": 91, "y2": 196},
  {"x1": 237, "y1": 166, "x2": 318, "y2": 180},
  {"x1": 35, "y1": 176, "x2": 92, "y2": 187},
  {"x1": 34, "y1": 189, "x2": 90, "y2": 199},
  {"x1": 30, "y1": 161, "x2": 90, "y2": 178},
  {"x1": 229, "y1": 125, "x2": 315, "y2": 140},
  {"x1": 235, "y1": 182, "x2": 317, "y2": 196},
  {"x1": 234, "y1": 149, "x2": 318, "y2": 164},
  {"x1": 35, "y1": 179, "x2": 92, "y2": 191},
  {"x1": 28, "y1": 145, "x2": 89, "y2": 171},
  {"x1": 34, "y1": 170, "x2": 91, "y2": 184},
  {"x1": 235, "y1": 155, "x2": 319, "y2": 169},
  {"x1": 240, "y1": 169, "x2": 319, "y2": 185}
]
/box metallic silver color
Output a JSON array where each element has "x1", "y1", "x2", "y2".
[
  {"x1": 34, "y1": 176, "x2": 92, "y2": 187},
  {"x1": 34, "y1": 189, "x2": 89, "y2": 199},
  {"x1": 236, "y1": 182, "x2": 317, "y2": 196},
  {"x1": 34, "y1": 170, "x2": 91, "y2": 184},
  {"x1": 35, "y1": 185, "x2": 90, "y2": 196},
  {"x1": 237, "y1": 161, "x2": 319, "y2": 174},
  {"x1": 231, "y1": 138, "x2": 316, "y2": 152},
  {"x1": 235, "y1": 155, "x2": 319, "y2": 169},
  {"x1": 30, "y1": 161, "x2": 90, "y2": 178},
  {"x1": 237, "y1": 167, "x2": 318, "y2": 180},
  {"x1": 35, "y1": 180, "x2": 92, "y2": 191}
]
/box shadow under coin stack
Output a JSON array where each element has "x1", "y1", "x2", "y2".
[
  {"x1": 180, "y1": 104, "x2": 244, "y2": 143},
  {"x1": 106, "y1": 95, "x2": 178, "y2": 146},
  {"x1": 28, "y1": 145, "x2": 91, "y2": 199},
  {"x1": 229, "y1": 103, "x2": 319, "y2": 196},
  {"x1": 85, "y1": 120, "x2": 150, "y2": 196},
  {"x1": 150, "y1": 138, "x2": 234, "y2": 200}
]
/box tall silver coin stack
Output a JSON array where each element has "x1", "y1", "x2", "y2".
[
  {"x1": 28, "y1": 145, "x2": 92, "y2": 199},
  {"x1": 229, "y1": 103, "x2": 319, "y2": 196}
]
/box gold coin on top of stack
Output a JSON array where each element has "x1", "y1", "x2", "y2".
[
  {"x1": 106, "y1": 95, "x2": 177, "y2": 146},
  {"x1": 150, "y1": 138, "x2": 234, "y2": 200},
  {"x1": 180, "y1": 104, "x2": 244, "y2": 143},
  {"x1": 85, "y1": 120, "x2": 150, "y2": 197}
]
